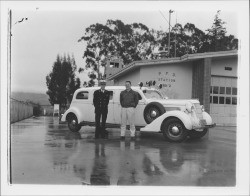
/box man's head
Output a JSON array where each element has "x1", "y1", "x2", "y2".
[
  {"x1": 125, "y1": 81, "x2": 131, "y2": 91},
  {"x1": 99, "y1": 80, "x2": 106, "y2": 90}
]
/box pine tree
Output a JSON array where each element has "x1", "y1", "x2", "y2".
[
  {"x1": 46, "y1": 54, "x2": 80, "y2": 108},
  {"x1": 206, "y1": 10, "x2": 228, "y2": 51}
]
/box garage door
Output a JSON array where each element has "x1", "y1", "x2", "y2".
[{"x1": 210, "y1": 76, "x2": 237, "y2": 126}]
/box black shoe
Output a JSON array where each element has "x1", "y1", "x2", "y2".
[
  {"x1": 130, "y1": 136, "x2": 135, "y2": 141},
  {"x1": 104, "y1": 129, "x2": 109, "y2": 135},
  {"x1": 120, "y1": 136, "x2": 125, "y2": 140},
  {"x1": 101, "y1": 134, "x2": 108, "y2": 139}
]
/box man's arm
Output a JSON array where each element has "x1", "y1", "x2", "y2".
[
  {"x1": 106, "y1": 91, "x2": 110, "y2": 106},
  {"x1": 93, "y1": 90, "x2": 97, "y2": 107},
  {"x1": 134, "y1": 91, "x2": 139, "y2": 108},
  {"x1": 120, "y1": 91, "x2": 123, "y2": 107}
]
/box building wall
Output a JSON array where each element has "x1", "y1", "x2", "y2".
[
  {"x1": 211, "y1": 56, "x2": 238, "y2": 77},
  {"x1": 113, "y1": 69, "x2": 141, "y2": 86},
  {"x1": 139, "y1": 62, "x2": 193, "y2": 99},
  {"x1": 210, "y1": 56, "x2": 238, "y2": 126},
  {"x1": 192, "y1": 58, "x2": 212, "y2": 113}
]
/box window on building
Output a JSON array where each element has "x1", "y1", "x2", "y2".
[
  {"x1": 76, "y1": 91, "x2": 89, "y2": 99},
  {"x1": 110, "y1": 62, "x2": 114, "y2": 68},
  {"x1": 232, "y1": 87, "x2": 237, "y2": 95},
  {"x1": 219, "y1": 87, "x2": 225, "y2": 94},
  {"x1": 114, "y1": 63, "x2": 119, "y2": 68},
  {"x1": 226, "y1": 87, "x2": 231, "y2": 95},
  {"x1": 211, "y1": 85, "x2": 237, "y2": 105},
  {"x1": 225, "y1": 67, "x2": 232, "y2": 71},
  {"x1": 219, "y1": 97, "x2": 225, "y2": 104},
  {"x1": 232, "y1": 97, "x2": 237, "y2": 105},
  {"x1": 213, "y1": 86, "x2": 219, "y2": 94},
  {"x1": 226, "y1": 97, "x2": 231, "y2": 104},
  {"x1": 213, "y1": 96, "x2": 218, "y2": 104}
]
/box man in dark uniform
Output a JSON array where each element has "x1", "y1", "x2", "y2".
[{"x1": 93, "y1": 80, "x2": 110, "y2": 139}]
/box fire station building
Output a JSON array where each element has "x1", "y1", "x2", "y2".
[{"x1": 106, "y1": 50, "x2": 238, "y2": 126}]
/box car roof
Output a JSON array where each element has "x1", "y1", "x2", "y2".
[{"x1": 75, "y1": 86, "x2": 158, "y2": 92}]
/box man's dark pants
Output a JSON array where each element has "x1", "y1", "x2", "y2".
[{"x1": 95, "y1": 111, "x2": 107, "y2": 138}]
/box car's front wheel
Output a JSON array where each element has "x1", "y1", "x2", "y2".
[
  {"x1": 161, "y1": 118, "x2": 188, "y2": 142},
  {"x1": 188, "y1": 128, "x2": 208, "y2": 139},
  {"x1": 67, "y1": 114, "x2": 81, "y2": 132}
]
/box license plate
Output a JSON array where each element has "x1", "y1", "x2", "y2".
[{"x1": 200, "y1": 119, "x2": 206, "y2": 126}]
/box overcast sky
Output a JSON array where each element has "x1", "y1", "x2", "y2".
[{"x1": 5, "y1": 1, "x2": 243, "y2": 93}]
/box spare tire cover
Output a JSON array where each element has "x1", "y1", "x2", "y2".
[{"x1": 143, "y1": 102, "x2": 165, "y2": 124}]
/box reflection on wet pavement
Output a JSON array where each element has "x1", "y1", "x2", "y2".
[{"x1": 11, "y1": 117, "x2": 236, "y2": 186}]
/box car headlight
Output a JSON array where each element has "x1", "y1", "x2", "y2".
[{"x1": 185, "y1": 102, "x2": 194, "y2": 113}]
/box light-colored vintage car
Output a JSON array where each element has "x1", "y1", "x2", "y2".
[{"x1": 61, "y1": 86, "x2": 215, "y2": 142}]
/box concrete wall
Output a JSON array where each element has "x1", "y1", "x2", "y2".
[
  {"x1": 192, "y1": 58, "x2": 212, "y2": 113},
  {"x1": 211, "y1": 56, "x2": 238, "y2": 77},
  {"x1": 113, "y1": 69, "x2": 141, "y2": 86},
  {"x1": 113, "y1": 62, "x2": 193, "y2": 99},
  {"x1": 140, "y1": 62, "x2": 193, "y2": 99},
  {"x1": 10, "y1": 99, "x2": 33, "y2": 123}
]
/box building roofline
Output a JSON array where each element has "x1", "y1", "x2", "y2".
[{"x1": 107, "y1": 50, "x2": 238, "y2": 81}]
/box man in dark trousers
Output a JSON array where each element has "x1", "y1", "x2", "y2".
[{"x1": 93, "y1": 80, "x2": 110, "y2": 139}]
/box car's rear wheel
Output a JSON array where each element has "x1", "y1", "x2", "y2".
[
  {"x1": 188, "y1": 128, "x2": 208, "y2": 139},
  {"x1": 144, "y1": 102, "x2": 165, "y2": 124},
  {"x1": 67, "y1": 114, "x2": 81, "y2": 132},
  {"x1": 161, "y1": 118, "x2": 188, "y2": 142}
]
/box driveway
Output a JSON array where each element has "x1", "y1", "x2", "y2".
[{"x1": 10, "y1": 116, "x2": 236, "y2": 186}]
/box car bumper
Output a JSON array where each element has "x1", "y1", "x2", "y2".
[
  {"x1": 193, "y1": 123, "x2": 216, "y2": 130},
  {"x1": 205, "y1": 123, "x2": 216, "y2": 128}
]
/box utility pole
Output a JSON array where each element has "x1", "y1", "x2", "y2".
[
  {"x1": 168, "y1": 10, "x2": 174, "y2": 57},
  {"x1": 8, "y1": 8, "x2": 12, "y2": 184},
  {"x1": 175, "y1": 12, "x2": 177, "y2": 57}
]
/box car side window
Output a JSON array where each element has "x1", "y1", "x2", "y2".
[
  {"x1": 137, "y1": 92, "x2": 142, "y2": 100},
  {"x1": 76, "y1": 91, "x2": 89, "y2": 99}
]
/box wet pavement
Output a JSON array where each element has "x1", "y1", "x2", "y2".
[{"x1": 10, "y1": 116, "x2": 236, "y2": 186}]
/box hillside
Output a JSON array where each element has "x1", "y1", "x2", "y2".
[{"x1": 11, "y1": 91, "x2": 51, "y2": 106}]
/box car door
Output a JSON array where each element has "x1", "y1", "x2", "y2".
[
  {"x1": 75, "y1": 90, "x2": 95, "y2": 122},
  {"x1": 113, "y1": 89, "x2": 122, "y2": 125},
  {"x1": 106, "y1": 90, "x2": 115, "y2": 124},
  {"x1": 134, "y1": 90, "x2": 147, "y2": 126}
]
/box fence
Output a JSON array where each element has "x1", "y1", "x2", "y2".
[
  {"x1": 10, "y1": 98, "x2": 34, "y2": 124},
  {"x1": 10, "y1": 98, "x2": 70, "y2": 123}
]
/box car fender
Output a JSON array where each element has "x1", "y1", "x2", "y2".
[
  {"x1": 140, "y1": 111, "x2": 193, "y2": 132},
  {"x1": 61, "y1": 107, "x2": 81, "y2": 122},
  {"x1": 202, "y1": 111, "x2": 213, "y2": 125}
]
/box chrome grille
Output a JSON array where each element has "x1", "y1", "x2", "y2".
[{"x1": 194, "y1": 103, "x2": 203, "y2": 119}]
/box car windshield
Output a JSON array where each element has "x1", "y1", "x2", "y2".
[{"x1": 143, "y1": 89, "x2": 164, "y2": 99}]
